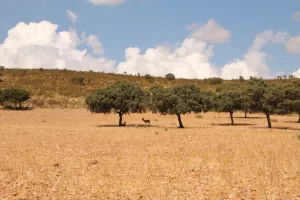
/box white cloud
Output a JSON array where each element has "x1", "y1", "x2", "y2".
[
  {"x1": 0, "y1": 19, "x2": 296, "y2": 79},
  {"x1": 82, "y1": 33, "x2": 104, "y2": 55},
  {"x1": 221, "y1": 30, "x2": 289, "y2": 79},
  {"x1": 88, "y1": 0, "x2": 126, "y2": 6},
  {"x1": 293, "y1": 69, "x2": 300, "y2": 78},
  {"x1": 66, "y1": 10, "x2": 78, "y2": 24},
  {"x1": 0, "y1": 21, "x2": 115, "y2": 72},
  {"x1": 189, "y1": 19, "x2": 231, "y2": 43},
  {"x1": 116, "y1": 19, "x2": 231, "y2": 78},
  {"x1": 186, "y1": 23, "x2": 199, "y2": 31},
  {"x1": 292, "y1": 11, "x2": 300, "y2": 21},
  {"x1": 286, "y1": 35, "x2": 300, "y2": 55},
  {"x1": 117, "y1": 38, "x2": 218, "y2": 78},
  {"x1": 117, "y1": 21, "x2": 288, "y2": 79}
]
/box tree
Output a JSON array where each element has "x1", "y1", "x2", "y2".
[
  {"x1": 239, "y1": 76, "x2": 245, "y2": 83},
  {"x1": 145, "y1": 74, "x2": 154, "y2": 82},
  {"x1": 150, "y1": 84, "x2": 205, "y2": 128},
  {"x1": 165, "y1": 73, "x2": 175, "y2": 81},
  {"x1": 214, "y1": 89, "x2": 242, "y2": 125},
  {"x1": 241, "y1": 87, "x2": 251, "y2": 118},
  {"x1": 260, "y1": 85, "x2": 285, "y2": 128},
  {"x1": 85, "y1": 82, "x2": 149, "y2": 126},
  {"x1": 0, "y1": 88, "x2": 30, "y2": 109},
  {"x1": 289, "y1": 75, "x2": 296, "y2": 79},
  {"x1": 245, "y1": 79, "x2": 285, "y2": 128},
  {"x1": 207, "y1": 77, "x2": 223, "y2": 85},
  {"x1": 279, "y1": 81, "x2": 300, "y2": 122}
]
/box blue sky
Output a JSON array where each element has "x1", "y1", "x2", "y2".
[{"x1": 0, "y1": 0, "x2": 299, "y2": 78}]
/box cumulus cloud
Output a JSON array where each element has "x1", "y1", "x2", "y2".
[
  {"x1": 82, "y1": 33, "x2": 104, "y2": 55},
  {"x1": 117, "y1": 20, "x2": 289, "y2": 79},
  {"x1": 292, "y1": 11, "x2": 300, "y2": 21},
  {"x1": 286, "y1": 35, "x2": 300, "y2": 55},
  {"x1": 0, "y1": 21, "x2": 115, "y2": 72},
  {"x1": 66, "y1": 10, "x2": 78, "y2": 24},
  {"x1": 116, "y1": 19, "x2": 231, "y2": 79},
  {"x1": 0, "y1": 19, "x2": 296, "y2": 79},
  {"x1": 189, "y1": 19, "x2": 231, "y2": 43},
  {"x1": 117, "y1": 39, "x2": 218, "y2": 78},
  {"x1": 88, "y1": 0, "x2": 126, "y2": 6},
  {"x1": 221, "y1": 31, "x2": 289, "y2": 79},
  {"x1": 293, "y1": 69, "x2": 300, "y2": 77}
]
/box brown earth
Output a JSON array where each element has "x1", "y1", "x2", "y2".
[{"x1": 0, "y1": 109, "x2": 300, "y2": 199}]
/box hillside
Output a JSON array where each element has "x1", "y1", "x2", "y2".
[{"x1": 0, "y1": 68, "x2": 296, "y2": 108}]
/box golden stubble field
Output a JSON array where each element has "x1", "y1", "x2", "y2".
[{"x1": 0, "y1": 109, "x2": 300, "y2": 200}]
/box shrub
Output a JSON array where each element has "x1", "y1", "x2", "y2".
[
  {"x1": 239, "y1": 76, "x2": 245, "y2": 83},
  {"x1": 297, "y1": 134, "x2": 300, "y2": 140},
  {"x1": 165, "y1": 73, "x2": 175, "y2": 81},
  {"x1": 0, "y1": 88, "x2": 30, "y2": 109},
  {"x1": 145, "y1": 74, "x2": 154, "y2": 82},
  {"x1": 72, "y1": 76, "x2": 85, "y2": 86},
  {"x1": 207, "y1": 77, "x2": 223, "y2": 85}
]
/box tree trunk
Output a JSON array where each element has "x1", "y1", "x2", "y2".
[
  {"x1": 244, "y1": 110, "x2": 248, "y2": 118},
  {"x1": 230, "y1": 112, "x2": 234, "y2": 125},
  {"x1": 266, "y1": 113, "x2": 272, "y2": 128},
  {"x1": 177, "y1": 114, "x2": 184, "y2": 128},
  {"x1": 118, "y1": 113, "x2": 123, "y2": 127},
  {"x1": 298, "y1": 113, "x2": 300, "y2": 123}
]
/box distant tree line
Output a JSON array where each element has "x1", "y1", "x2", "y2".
[{"x1": 86, "y1": 78, "x2": 300, "y2": 128}]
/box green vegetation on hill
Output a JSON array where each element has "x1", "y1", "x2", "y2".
[{"x1": 0, "y1": 68, "x2": 298, "y2": 108}]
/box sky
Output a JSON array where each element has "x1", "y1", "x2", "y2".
[{"x1": 0, "y1": 0, "x2": 299, "y2": 79}]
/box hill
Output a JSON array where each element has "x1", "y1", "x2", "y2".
[{"x1": 0, "y1": 68, "x2": 296, "y2": 108}]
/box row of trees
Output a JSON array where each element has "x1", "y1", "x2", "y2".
[
  {"x1": 0, "y1": 88, "x2": 30, "y2": 109},
  {"x1": 85, "y1": 79, "x2": 300, "y2": 128}
]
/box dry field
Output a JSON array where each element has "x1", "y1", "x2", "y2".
[{"x1": 0, "y1": 109, "x2": 300, "y2": 200}]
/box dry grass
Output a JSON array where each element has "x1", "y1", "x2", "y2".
[
  {"x1": 0, "y1": 68, "x2": 296, "y2": 108},
  {"x1": 0, "y1": 109, "x2": 300, "y2": 199}
]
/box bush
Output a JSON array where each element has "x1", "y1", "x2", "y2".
[
  {"x1": 145, "y1": 74, "x2": 154, "y2": 82},
  {"x1": 72, "y1": 76, "x2": 85, "y2": 86},
  {"x1": 239, "y1": 76, "x2": 245, "y2": 83},
  {"x1": 207, "y1": 77, "x2": 223, "y2": 85},
  {"x1": 0, "y1": 88, "x2": 30, "y2": 109},
  {"x1": 165, "y1": 73, "x2": 175, "y2": 81}
]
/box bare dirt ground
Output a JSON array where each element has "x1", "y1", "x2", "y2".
[{"x1": 0, "y1": 109, "x2": 300, "y2": 200}]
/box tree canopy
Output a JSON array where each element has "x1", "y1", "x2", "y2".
[
  {"x1": 214, "y1": 89, "x2": 242, "y2": 125},
  {"x1": 0, "y1": 88, "x2": 30, "y2": 109},
  {"x1": 85, "y1": 82, "x2": 149, "y2": 126},
  {"x1": 150, "y1": 84, "x2": 206, "y2": 128},
  {"x1": 244, "y1": 79, "x2": 286, "y2": 128},
  {"x1": 279, "y1": 80, "x2": 300, "y2": 122},
  {"x1": 165, "y1": 73, "x2": 176, "y2": 81}
]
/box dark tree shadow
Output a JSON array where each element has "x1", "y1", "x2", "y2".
[
  {"x1": 211, "y1": 123, "x2": 256, "y2": 126},
  {"x1": 250, "y1": 126, "x2": 300, "y2": 131},
  {"x1": 284, "y1": 121, "x2": 300, "y2": 124},
  {"x1": 1, "y1": 106, "x2": 33, "y2": 111},
  {"x1": 232, "y1": 117, "x2": 265, "y2": 119},
  {"x1": 96, "y1": 124, "x2": 161, "y2": 128},
  {"x1": 95, "y1": 124, "x2": 212, "y2": 129}
]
